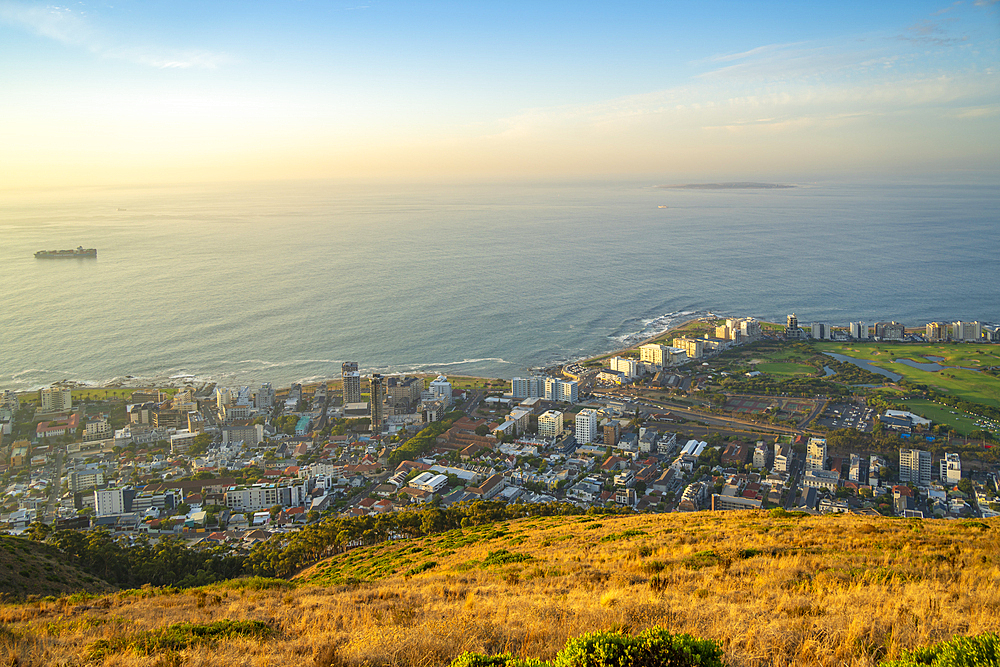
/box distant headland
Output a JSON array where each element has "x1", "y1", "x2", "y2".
[{"x1": 657, "y1": 182, "x2": 796, "y2": 189}]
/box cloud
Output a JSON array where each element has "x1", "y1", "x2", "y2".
[
  {"x1": 0, "y1": 1, "x2": 229, "y2": 68},
  {"x1": 901, "y1": 18, "x2": 969, "y2": 45}
]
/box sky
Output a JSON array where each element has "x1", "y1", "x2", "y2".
[{"x1": 1, "y1": 0, "x2": 998, "y2": 187}]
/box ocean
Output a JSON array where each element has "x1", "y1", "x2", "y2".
[{"x1": 2, "y1": 179, "x2": 998, "y2": 392}]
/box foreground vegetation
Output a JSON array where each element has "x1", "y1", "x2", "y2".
[{"x1": 2, "y1": 512, "x2": 998, "y2": 666}]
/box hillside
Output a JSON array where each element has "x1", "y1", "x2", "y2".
[
  {"x1": 1, "y1": 512, "x2": 999, "y2": 666},
  {"x1": 0, "y1": 535, "x2": 114, "y2": 600}
]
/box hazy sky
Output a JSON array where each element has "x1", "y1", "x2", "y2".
[{"x1": 2, "y1": 0, "x2": 998, "y2": 187}]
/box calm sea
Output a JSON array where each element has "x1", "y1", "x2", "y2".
[{"x1": 1, "y1": 179, "x2": 997, "y2": 391}]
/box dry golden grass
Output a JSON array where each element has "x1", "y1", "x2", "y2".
[{"x1": 1, "y1": 512, "x2": 998, "y2": 667}]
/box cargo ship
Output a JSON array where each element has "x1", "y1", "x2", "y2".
[{"x1": 34, "y1": 246, "x2": 97, "y2": 259}]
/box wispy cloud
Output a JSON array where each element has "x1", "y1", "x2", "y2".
[{"x1": 0, "y1": 1, "x2": 229, "y2": 68}]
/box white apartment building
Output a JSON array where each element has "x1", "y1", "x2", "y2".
[
  {"x1": 429, "y1": 376, "x2": 453, "y2": 406},
  {"x1": 40, "y1": 387, "x2": 72, "y2": 412},
  {"x1": 639, "y1": 343, "x2": 684, "y2": 368},
  {"x1": 94, "y1": 488, "x2": 128, "y2": 517},
  {"x1": 255, "y1": 382, "x2": 275, "y2": 410},
  {"x1": 511, "y1": 376, "x2": 547, "y2": 400},
  {"x1": 575, "y1": 409, "x2": 599, "y2": 445},
  {"x1": 850, "y1": 321, "x2": 868, "y2": 339},
  {"x1": 672, "y1": 337, "x2": 705, "y2": 360},
  {"x1": 609, "y1": 356, "x2": 643, "y2": 378},
  {"x1": 940, "y1": 452, "x2": 961, "y2": 485},
  {"x1": 952, "y1": 321, "x2": 982, "y2": 342},
  {"x1": 811, "y1": 323, "x2": 832, "y2": 340},
  {"x1": 537, "y1": 410, "x2": 564, "y2": 438},
  {"x1": 544, "y1": 377, "x2": 578, "y2": 403},
  {"x1": 899, "y1": 448, "x2": 932, "y2": 486},
  {"x1": 806, "y1": 438, "x2": 827, "y2": 472}
]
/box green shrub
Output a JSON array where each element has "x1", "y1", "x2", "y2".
[
  {"x1": 482, "y1": 550, "x2": 533, "y2": 566},
  {"x1": 880, "y1": 633, "x2": 1000, "y2": 667},
  {"x1": 88, "y1": 620, "x2": 275, "y2": 659},
  {"x1": 450, "y1": 627, "x2": 723, "y2": 667}
]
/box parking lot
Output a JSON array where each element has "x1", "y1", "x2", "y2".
[{"x1": 817, "y1": 402, "x2": 875, "y2": 432}]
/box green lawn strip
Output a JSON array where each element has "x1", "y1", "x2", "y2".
[
  {"x1": 755, "y1": 362, "x2": 817, "y2": 376},
  {"x1": 900, "y1": 399, "x2": 983, "y2": 435}
]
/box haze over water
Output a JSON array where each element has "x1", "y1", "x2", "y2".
[{"x1": 2, "y1": 179, "x2": 997, "y2": 392}]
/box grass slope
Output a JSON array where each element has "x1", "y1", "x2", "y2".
[
  {"x1": 2, "y1": 512, "x2": 999, "y2": 667},
  {"x1": 0, "y1": 535, "x2": 114, "y2": 600}
]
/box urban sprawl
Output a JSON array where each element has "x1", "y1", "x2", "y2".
[{"x1": 3, "y1": 315, "x2": 999, "y2": 551}]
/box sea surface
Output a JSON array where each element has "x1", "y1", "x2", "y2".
[{"x1": 1, "y1": 179, "x2": 998, "y2": 392}]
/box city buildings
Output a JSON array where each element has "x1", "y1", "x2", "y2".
[
  {"x1": 941, "y1": 452, "x2": 961, "y2": 486},
  {"x1": 952, "y1": 321, "x2": 982, "y2": 342},
  {"x1": 608, "y1": 356, "x2": 643, "y2": 378},
  {"x1": 575, "y1": 409, "x2": 598, "y2": 444},
  {"x1": 342, "y1": 362, "x2": 362, "y2": 405},
  {"x1": 511, "y1": 376, "x2": 545, "y2": 400},
  {"x1": 537, "y1": 410, "x2": 564, "y2": 438},
  {"x1": 544, "y1": 377, "x2": 578, "y2": 403},
  {"x1": 899, "y1": 448, "x2": 932, "y2": 486},
  {"x1": 925, "y1": 322, "x2": 947, "y2": 342},
  {"x1": 639, "y1": 343, "x2": 685, "y2": 367},
  {"x1": 671, "y1": 337, "x2": 705, "y2": 360},
  {"x1": 810, "y1": 323, "x2": 831, "y2": 340},
  {"x1": 370, "y1": 374, "x2": 385, "y2": 434},
  {"x1": 40, "y1": 387, "x2": 72, "y2": 413},
  {"x1": 786, "y1": 314, "x2": 803, "y2": 339},
  {"x1": 874, "y1": 321, "x2": 905, "y2": 341},
  {"x1": 849, "y1": 321, "x2": 868, "y2": 339},
  {"x1": 429, "y1": 376, "x2": 453, "y2": 406},
  {"x1": 806, "y1": 437, "x2": 827, "y2": 472}
]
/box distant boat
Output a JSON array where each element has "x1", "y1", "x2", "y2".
[
  {"x1": 658, "y1": 205, "x2": 669, "y2": 209},
  {"x1": 35, "y1": 246, "x2": 97, "y2": 259},
  {"x1": 117, "y1": 208, "x2": 126, "y2": 211}
]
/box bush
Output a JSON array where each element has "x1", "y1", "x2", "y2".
[
  {"x1": 880, "y1": 632, "x2": 1000, "y2": 667},
  {"x1": 450, "y1": 627, "x2": 723, "y2": 667}
]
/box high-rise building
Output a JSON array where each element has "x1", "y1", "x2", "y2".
[
  {"x1": 342, "y1": 362, "x2": 362, "y2": 405},
  {"x1": 672, "y1": 337, "x2": 705, "y2": 360},
  {"x1": 849, "y1": 321, "x2": 868, "y2": 339},
  {"x1": 254, "y1": 382, "x2": 275, "y2": 410},
  {"x1": 940, "y1": 452, "x2": 961, "y2": 486},
  {"x1": 40, "y1": 387, "x2": 72, "y2": 412},
  {"x1": 537, "y1": 410, "x2": 564, "y2": 438},
  {"x1": 543, "y1": 377, "x2": 578, "y2": 403},
  {"x1": 785, "y1": 314, "x2": 803, "y2": 339},
  {"x1": 806, "y1": 437, "x2": 827, "y2": 472},
  {"x1": 575, "y1": 409, "x2": 598, "y2": 444},
  {"x1": 925, "y1": 322, "x2": 947, "y2": 342},
  {"x1": 952, "y1": 321, "x2": 982, "y2": 342},
  {"x1": 609, "y1": 356, "x2": 642, "y2": 378},
  {"x1": 511, "y1": 376, "x2": 546, "y2": 399},
  {"x1": 899, "y1": 448, "x2": 932, "y2": 486},
  {"x1": 811, "y1": 323, "x2": 831, "y2": 340},
  {"x1": 429, "y1": 376, "x2": 453, "y2": 406},
  {"x1": 369, "y1": 373, "x2": 385, "y2": 434},
  {"x1": 874, "y1": 321, "x2": 905, "y2": 341},
  {"x1": 849, "y1": 453, "x2": 868, "y2": 484}
]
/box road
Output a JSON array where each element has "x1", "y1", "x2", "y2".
[
  {"x1": 43, "y1": 447, "x2": 65, "y2": 524},
  {"x1": 593, "y1": 391, "x2": 808, "y2": 437}
]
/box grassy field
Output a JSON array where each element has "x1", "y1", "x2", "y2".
[
  {"x1": 755, "y1": 362, "x2": 816, "y2": 376},
  {"x1": 817, "y1": 342, "x2": 1000, "y2": 368},
  {"x1": 816, "y1": 342, "x2": 1000, "y2": 407},
  {"x1": 900, "y1": 398, "x2": 990, "y2": 435},
  {"x1": 2, "y1": 512, "x2": 999, "y2": 667}
]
